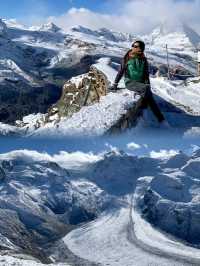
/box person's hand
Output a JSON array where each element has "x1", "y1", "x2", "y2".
[{"x1": 110, "y1": 83, "x2": 118, "y2": 91}]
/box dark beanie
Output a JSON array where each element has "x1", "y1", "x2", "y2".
[{"x1": 132, "y1": 40, "x2": 145, "y2": 52}]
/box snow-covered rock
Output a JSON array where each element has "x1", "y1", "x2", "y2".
[
  {"x1": 136, "y1": 158, "x2": 200, "y2": 245},
  {"x1": 31, "y1": 89, "x2": 140, "y2": 137},
  {"x1": 9, "y1": 58, "x2": 140, "y2": 137},
  {"x1": 3, "y1": 18, "x2": 26, "y2": 30},
  {"x1": 0, "y1": 19, "x2": 7, "y2": 37},
  {"x1": 146, "y1": 22, "x2": 200, "y2": 51},
  {"x1": 0, "y1": 122, "x2": 21, "y2": 136},
  {"x1": 46, "y1": 65, "x2": 108, "y2": 120},
  {"x1": 39, "y1": 22, "x2": 61, "y2": 33}
]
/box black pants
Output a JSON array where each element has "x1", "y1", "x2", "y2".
[
  {"x1": 141, "y1": 87, "x2": 165, "y2": 122},
  {"x1": 126, "y1": 81, "x2": 165, "y2": 123}
]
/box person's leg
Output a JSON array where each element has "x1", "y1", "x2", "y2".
[
  {"x1": 126, "y1": 81, "x2": 147, "y2": 95},
  {"x1": 144, "y1": 88, "x2": 165, "y2": 122}
]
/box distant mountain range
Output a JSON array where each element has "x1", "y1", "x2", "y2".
[{"x1": 0, "y1": 18, "x2": 199, "y2": 124}]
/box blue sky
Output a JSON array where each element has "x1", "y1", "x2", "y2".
[
  {"x1": 0, "y1": 0, "x2": 115, "y2": 21},
  {"x1": 0, "y1": 0, "x2": 192, "y2": 21}
]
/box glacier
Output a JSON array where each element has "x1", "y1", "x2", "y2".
[{"x1": 0, "y1": 18, "x2": 200, "y2": 266}]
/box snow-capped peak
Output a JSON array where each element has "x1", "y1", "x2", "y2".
[
  {"x1": 70, "y1": 25, "x2": 135, "y2": 43},
  {"x1": 97, "y1": 27, "x2": 135, "y2": 42},
  {"x1": 39, "y1": 22, "x2": 61, "y2": 33},
  {"x1": 71, "y1": 25, "x2": 96, "y2": 35},
  {"x1": 182, "y1": 24, "x2": 200, "y2": 49},
  {"x1": 148, "y1": 22, "x2": 200, "y2": 50},
  {"x1": 2, "y1": 18, "x2": 26, "y2": 30},
  {"x1": 0, "y1": 18, "x2": 7, "y2": 36}
]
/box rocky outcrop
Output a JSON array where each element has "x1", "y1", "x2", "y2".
[
  {"x1": 13, "y1": 61, "x2": 145, "y2": 136},
  {"x1": 107, "y1": 96, "x2": 143, "y2": 134},
  {"x1": 39, "y1": 22, "x2": 61, "y2": 33},
  {"x1": 14, "y1": 65, "x2": 145, "y2": 136},
  {"x1": 0, "y1": 19, "x2": 7, "y2": 37},
  {"x1": 0, "y1": 81, "x2": 61, "y2": 124},
  {"x1": 46, "y1": 66, "x2": 108, "y2": 123},
  {"x1": 0, "y1": 167, "x2": 6, "y2": 181}
]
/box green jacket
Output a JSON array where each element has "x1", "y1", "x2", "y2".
[{"x1": 114, "y1": 50, "x2": 150, "y2": 86}]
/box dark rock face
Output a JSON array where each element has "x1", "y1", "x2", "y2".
[
  {"x1": 108, "y1": 97, "x2": 143, "y2": 134},
  {"x1": 0, "y1": 50, "x2": 108, "y2": 124},
  {"x1": 0, "y1": 166, "x2": 5, "y2": 180},
  {"x1": 46, "y1": 66, "x2": 108, "y2": 122},
  {"x1": 0, "y1": 81, "x2": 62, "y2": 124}
]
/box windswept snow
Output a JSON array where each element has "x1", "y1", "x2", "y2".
[
  {"x1": 31, "y1": 89, "x2": 139, "y2": 137},
  {"x1": 0, "y1": 122, "x2": 20, "y2": 136},
  {"x1": 151, "y1": 77, "x2": 200, "y2": 115}
]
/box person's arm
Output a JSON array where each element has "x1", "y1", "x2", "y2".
[
  {"x1": 114, "y1": 58, "x2": 126, "y2": 86},
  {"x1": 111, "y1": 51, "x2": 130, "y2": 90},
  {"x1": 144, "y1": 58, "x2": 150, "y2": 85}
]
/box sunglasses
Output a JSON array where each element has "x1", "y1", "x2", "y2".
[{"x1": 132, "y1": 44, "x2": 141, "y2": 48}]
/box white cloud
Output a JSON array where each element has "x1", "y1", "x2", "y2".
[
  {"x1": 24, "y1": 0, "x2": 200, "y2": 34},
  {"x1": 47, "y1": 7, "x2": 125, "y2": 32},
  {"x1": 150, "y1": 149, "x2": 179, "y2": 159},
  {"x1": 0, "y1": 149, "x2": 102, "y2": 170},
  {"x1": 127, "y1": 142, "x2": 141, "y2": 150}
]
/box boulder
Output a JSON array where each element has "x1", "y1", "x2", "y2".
[{"x1": 46, "y1": 66, "x2": 108, "y2": 122}]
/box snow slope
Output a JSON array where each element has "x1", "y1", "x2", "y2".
[
  {"x1": 31, "y1": 89, "x2": 138, "y2": 137},
  {"x1": 0, "y1": 147, "x2": 200, "y2": 265},
  {"x1": 0, "y1": 19, "x2": 199, "y2": 85},
  {"x1": 145, "y1": 23, "x2": 200, "y2": 56},
  {"x1": 62, "y1": 148, "x2": 200, "y2": 266}
]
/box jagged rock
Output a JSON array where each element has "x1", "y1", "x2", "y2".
[
  {"x1": 108, "y1": 97, "x2": 143, "y2": 134},
  {"x1": 15, "y1": 59, "x2": 146, "y2": 136},
  {"x1": 0, "y1": 19, "x2": 7, "y2": 37},
  {"x1": 39, "y1": 22, "x2": 61, "y2": 33},
  {"x1": 0, "y1": 167, "x2": 6, "y2": 181},
  {"x1": 46, "y1": 66, "x2": 108, "y2": 122}
]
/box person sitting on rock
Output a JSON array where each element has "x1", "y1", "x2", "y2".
[{"x1": 111, "y1": 40, "x2": 167, "y2": 125}]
